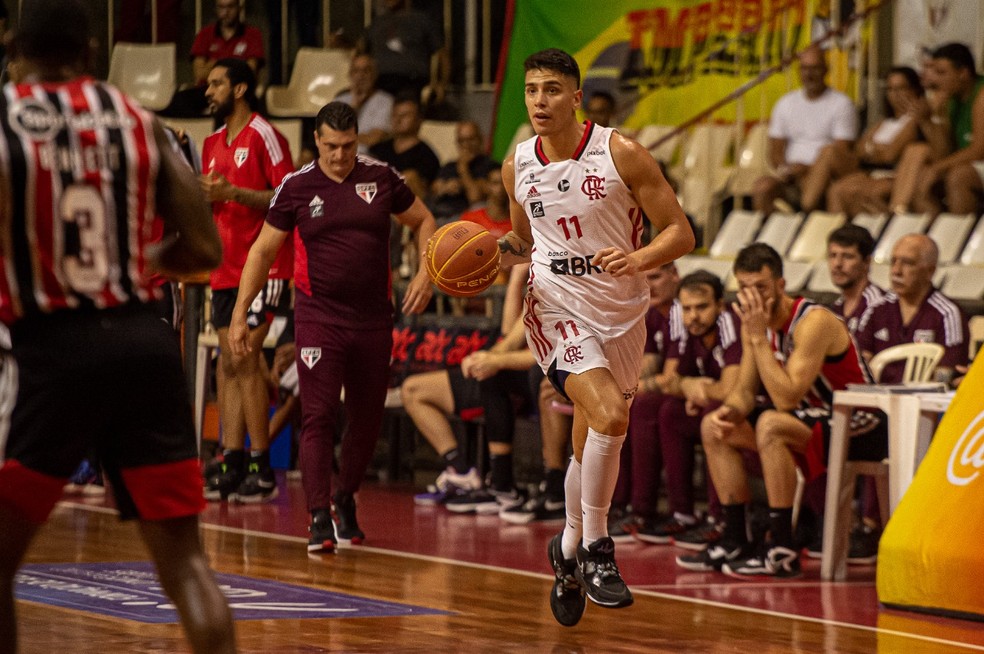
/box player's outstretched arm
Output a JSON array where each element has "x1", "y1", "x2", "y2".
[
  {"x1": 150, "y1": 118, "x2": 222, "y2": 276},
  {"x1": 497, "y1": 155, "x2": 534, "y2": 268},
  {"x1": 395, "y1": 197, "x2": 437, "y2": 314},
  {"x1": 603, "y1": 133, "x2": 694, "y2": 276}
]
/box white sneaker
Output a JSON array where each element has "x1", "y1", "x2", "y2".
[{"x1": 434, "y1": 466, "x2": 482, "y2": 493}]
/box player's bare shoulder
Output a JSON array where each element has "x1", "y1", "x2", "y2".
[
  {"x1": 609, "y1": 130, "x2": 661, "y2": 187},
  {"x1": 501, "y1": 153, "x2": 518, "y2": 198}
]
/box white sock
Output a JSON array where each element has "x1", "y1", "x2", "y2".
[
  {"x1": 561, "y1": 456, "x2": 582, "y2": 560},
  {"x1": 580, "y1": 428, "x2": 626, "y2": 547}
]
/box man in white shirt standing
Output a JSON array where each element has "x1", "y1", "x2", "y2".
[{"x1": 752, "y1": 46, "x2": 858, "y2": 214}]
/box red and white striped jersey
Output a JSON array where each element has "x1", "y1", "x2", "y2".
[{"x1": 0, "y1": 76, "x2": 161, "y2": 325}]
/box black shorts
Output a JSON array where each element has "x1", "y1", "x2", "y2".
[
  {"x1": 448, "y1": 366, "x2": 483, "y2": 420},
  {"x1": 748, "y1": 405, "x2": 888, "y2": 462},
  {"x1": 211, "y1": 279, "x2": 290, "y2": 330},
  {"x1": 0, "y1": 305, "x2": 203, "y2": 522}
]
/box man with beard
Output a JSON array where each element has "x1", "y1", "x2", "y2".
[
  {"x1": 633, "y1": 270, "x2": 740, "y2": 547},
  {"x1": 676, "y1": 243, "x2": 885, "y2": 578},
  {"x1": 200, "y1": 58, "x2": 295, "y2": 504},
  {"x1": 826, "y1": 224, "x2": 886, "y2": 335}
]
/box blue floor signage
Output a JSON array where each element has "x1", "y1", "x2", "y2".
[{"x1": 16, "y1": 562, "x2": 450, "y2": 623}]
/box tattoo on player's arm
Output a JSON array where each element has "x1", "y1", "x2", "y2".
[{"x1": 498, "y1": 239, "x2": 526, "y2": 256}]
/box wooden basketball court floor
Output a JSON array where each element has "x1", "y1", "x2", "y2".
[{"x1": 17, "y1": 473, "x2": 984, "y2": 653}]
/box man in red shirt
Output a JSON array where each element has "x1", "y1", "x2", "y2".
[
  {"x1": 161, "y1": 0, "x2": 265, "y2": 117},
  {"x1": 228, "y1": 101, "x2": 436, "y2": 552},
  {"x1": 200, "y1": 58, "x2": 294, "y2": 503}
]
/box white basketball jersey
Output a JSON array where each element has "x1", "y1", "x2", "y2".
[{"x1": 514, "y1": 123, "x2": 648, "y2": 338}]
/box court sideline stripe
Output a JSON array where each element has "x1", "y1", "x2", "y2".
[{"x1": 58, "y1": 502, "x2": 984, "y2": 652}]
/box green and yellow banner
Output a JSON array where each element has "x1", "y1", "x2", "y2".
[{"x1": 492, "y1": 0, "x2": 825, "y2": 161}]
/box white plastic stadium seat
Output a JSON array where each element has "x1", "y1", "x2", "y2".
[
  {"x1": 708, "y1": 210, "x2": 763, "y2": 259},
  {"x1": 872, "y1": 212, "x2": 931, "y2": 264},
  {"x1": 269, "y1": 118, "x2": 303, "y2": 167},
  {"x1": 938, "y1": 264, "x2": 984, "y2": 300},
  {"x1": 164, "y1": 118, "x2": 215, "y2": 156},
  {"x1": 851, "y1": 212, "x2": 889, "y2": 240},
  {"x1": 266, "y1": 48, "x2": 351, "y2": 117},
  {"x1": 728, "y1": 122, "x2": 771, "y2": 197},
  {"x1": 419, "y1": 120, "x2": 458, "y2": 165},
  {"x1": 635, "y1": 124, "x2": 683, "y2": 165},
  {"x1": 926, "y1": 213, "x2": 976, "y2": 264},
  {"x1": 107, "y1": 42, "x2": 176, "y2": 111},
  {"x1": 786, "y1": 211, "x2": 846, "y2": 263},
  {"x1": 806, "y1": 260, "x2": 838, "y2": 294},
  {"x1": 674, "y1": 255, "x2": 733, "y2": 287},
  {"x1": 957, "y1": 213, "x2": 984, "y2": 265},
  {"x1": 756, "y1": 211, "x2": 803, "y2": 256}
]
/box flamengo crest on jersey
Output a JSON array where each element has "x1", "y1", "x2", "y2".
[{"x1": 514, "y1": 123, "x2": 648, "y2": 338}]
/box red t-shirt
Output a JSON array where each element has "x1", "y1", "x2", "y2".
[
  {"x1": 191, "y1": 22, "x2": 265, "y2": 66},
  {"x1": 202, "y1": 114, "x2": 294, "y2": 289}
]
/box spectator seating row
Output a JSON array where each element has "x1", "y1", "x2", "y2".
[{"x1": 678, "y1": 209, "x2": 984, "y2": 300}]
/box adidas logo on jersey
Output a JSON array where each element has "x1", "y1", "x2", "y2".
[
  {"x1": 526, "y1": 186, "x2": 541, "y2": 199},
  {"x1": 874, "y1": 328, "x2": 889, "y2": 341}
]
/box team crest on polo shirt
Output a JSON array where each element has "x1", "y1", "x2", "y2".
[
  {"x1": 234, "y1": 148, "x2": 249, "y2": 167},
  {"x1": 356, "y1": 183, "x2": 377, "y2": 204},
  {"x1": 913, "y1": 329, "x2": 936, "y2": 343},
  {"x1": 301, "y1": 347, "x2": 322, "y2": 369},
  {"x1": 309, "y1": 195, "x2": 324, "y2": 218}
]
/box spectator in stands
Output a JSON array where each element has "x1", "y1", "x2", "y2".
[
  {"x1": 429, "y1": 121, "x2": 497, "y2": 224},
  {"x1": 335, "y1": 53, "x2": 393, "y2": 154},
  {"x1": 370, "y1": 93, "x2": 440, "y2": 199},
  {"x1": 160, "y1": 0, "x2": 265, "y2": 117},
  {"x1": 676, "y1": 243, "x2": 885, "y2": 578},
  {"x1": 264, "y1": 0, "x2": 320, "y2": 85},
  {"x1": 856, "y1": 233, "x2": 968, "y2": 385},
  {"x1": 893, "y1": 43, "x2": 984, "y2": 216},
  {"x1": 825, "y1": 67, "x2": 926, "y2": 217},
  {"x1": 370, "y1": 94, "x2": 441, "y2": 275},
  {"x1": 115, "y1": 0, "x2": 180, "y2": 44},
  {"x1": 458, "y1": 165, "x2": 511, "y2": 238},
  {"x1": 585, "y1": 91, "x2": 616, "y2": 128},
  {"x1": 752, "y1": 46, "x2": 857, "y2": 214},
  {"x1": 360, "y1": 0, "x2": 449, "y2": 106},
  {"x1": 634, "y1": 271, "x2": 741, "y2": 548},
  {"x1": 609, "y1": 262, "x2": 681, "y2": 541},
  {"x1": 825, "y1": 224, "x2": 886, "y2": 334}
]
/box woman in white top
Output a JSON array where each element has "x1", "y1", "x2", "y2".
[{"x1": 826, "y1": 67, "x2": 925, "y2": 217}]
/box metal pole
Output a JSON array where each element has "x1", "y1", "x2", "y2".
[
  {"x1": 323, "y1": 0, "x2": 330, "y2": 48},
  {"x1": 196, "y1": 0, "x2": 202, "y2": 35},
  {"x1": 151, "y1": 0, "x2": 158, "y2": 44},
  {"x1": 465, "y1": 0, "x2": 476, "y2": 89},
  {"x1": 482, "y1": 0, "x2": 491, "y2": 87},
  {"x1": 108, "y1": 0, "x2": 114, "y2": 70},
  {"x1": 281, "y1": 0, "x2": 288, "y2": 84}
]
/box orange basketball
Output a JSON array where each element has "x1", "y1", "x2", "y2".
[{"x1": 425, "y1": 220, "x2": 501, "y2": 297}]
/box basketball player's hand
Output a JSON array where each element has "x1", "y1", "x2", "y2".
[
  {"x1": 594, "y1": 247, "x2": 637, "y2": 277},
  {"x1": 705, "y1": 404, "x2": 738, "y2": 440},
  {"x1": 228, "y1": 311, "x2": 250, "y2": 356},
  {"x1": 680, "y1": 376, "x2": 711, "y2": 407},
  {"x1": 461, "y1": 351, "x2": 500, "y2": 381},
  {"x1": 733, "y1": 287, "x2": 772, "y2": 343},
  {"x1": 402, "y1": 270, "x2": 434, "y2": 315},
  {"x1": 200, "y1": 172, "x2": 234, "y2": 203}
]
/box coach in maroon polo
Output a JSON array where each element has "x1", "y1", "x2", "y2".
[
  {"x1": 855, "y1": 234, "x2": 968, "y2": 384},
  {"x1": 228, "y1": 101, "x2": 436, "y2": 553}
]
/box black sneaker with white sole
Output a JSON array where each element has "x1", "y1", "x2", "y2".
[
  {"x1": 547, "y1": 533, "x2": 586, "y2": 626},
  {"x1": 307, "y1": 509, "x2": 336, "y2": 553},
  {"x1": 722, "y1": 545, "x2": 801, "y2": 578},
  {"x1": 672, "y1": 517, "x2": 724, "y2": 551},
  {"x1": 500, "y1": 493, "x2": 566, "y2": 524},
  {"x1": 575, "y1": 537, "x2": 633, "y2": 608},
  {"x1": 331, "y1": 491, "x2": 365, "y2": 546},
  {"x1": 634, "y1": 514, "x2": 698, "y2": 545},
  {"x1": 203, "y1": 464, "x2": 245, "y2": 502},
  {"x1": 675, "y1": 541, "x2": 752, "y2": 572}
]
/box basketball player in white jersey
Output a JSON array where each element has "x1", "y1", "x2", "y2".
[{"x1": 498, "y1": 48, "x2": 694, "y2": 625}]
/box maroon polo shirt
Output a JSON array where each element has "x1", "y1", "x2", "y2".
[
  {"x1": 830, "y1": 282, "x2": 886, "y2": 335},
  {"x1": 668, "y1": 309, "x2": 742, "y2": 379},
  {"x1": 266, "y1": 156, "x2": 416, "y2": 328},
  {"x1": 855, "y1": 289, "x2": 968, "y2": 383},
  {"x1": 643, "y1": 301, "x2": 682, "y2": 367}
]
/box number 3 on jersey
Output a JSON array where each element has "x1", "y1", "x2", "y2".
[{"x1": 61, "y1": 184, "x2": 109, "y2": 295}]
